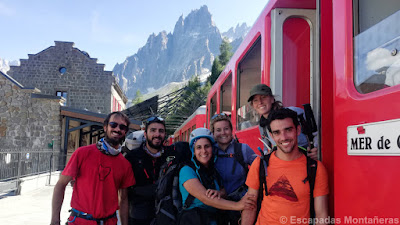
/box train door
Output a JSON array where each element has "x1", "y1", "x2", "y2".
[
  {"x1": 270, "y1": 8, "x2": 319, "y2": 147},
  {"x1": 333, "y1": 0, "x2": 400, "y2": 218}
]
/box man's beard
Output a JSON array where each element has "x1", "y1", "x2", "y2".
[
  {"x1": 277, "y1": 141, "x2": 295, "y2": 154},
  {"x1": 105, "y1": 133, "x2": 125, "y2": 147},
  {"x1": 147, "y1": 138, "x2": 163, "y2": 150}
]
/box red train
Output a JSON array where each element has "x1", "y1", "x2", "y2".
[
  {"x1": 174, "y1": 0, "x2": 400, "y2": 219},
  {"x1": 173, "y1": 105, "x2": 206, "y2": 143}
]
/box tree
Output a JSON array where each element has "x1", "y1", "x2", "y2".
[
  {"x1": 131, "y1": 89, "x2": 143, "y2": 105},
  {"x1": 207, "y1": 38, "x2": 233, "y2": 85},
  {"x1": 218, "y1": 38, "x2": 233, "y2": 65},
  {"x1": 207, "y1": 58, "x2": 223, "y2": 85}
]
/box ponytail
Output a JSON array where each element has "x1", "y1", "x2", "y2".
[{"x1": 271, "y1": 100, "x2": 283, "y2": 111}]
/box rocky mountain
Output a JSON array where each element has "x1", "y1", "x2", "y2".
[
  {"x1": 223, "y1": 23, "x2": 250, "y2": 52},
  {"x1": 0, "y1": 58, "x2": 19, "y2": 74},
  {"x1": 222, "y1": 23, "x2": 250, "y2": 42},
  {"x1": 113, "y1": 5, "x2": 249, "y2": 99}
]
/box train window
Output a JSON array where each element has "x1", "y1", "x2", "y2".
[
  {"x1": 353, "y1": 0, "x2": 400, "y2": 93},
  {"x1": 236, "y1": 38, "x2": 261, "y2": 130},
  {"x1": 210, "y1": 94, "x2": 217, "y2": 122},
  {"x1": 186, "y1": 129, "x2": 190, "y2": 141},
  {"x1": 282, "y1": 18, "x2": 311, "y2": 107},
  {"x1": 221, "y1": 73, "x2": 232, "y2": 113}
]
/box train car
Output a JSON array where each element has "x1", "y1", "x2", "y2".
[
  {"x1": 206, "y1": 0, "x2": 400, "y2": 219},
  {"x1": 173, "y1": 105, "x2": 206, "y2": 143}
]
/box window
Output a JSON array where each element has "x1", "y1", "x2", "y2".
[
  {"x1": 186, "y1": 129, "x2": 191, "y2": 141},
  {"x1": 282, "y1": 18, "x2": 311, "y2": 107},
  {"x1": 354, "y1": 0, "x2": 400, "y2": 93},
  {"x1": 209, "y1": 94, "x2": 217, "y2": 123},
  {"x1": 236, "y1": 38, "x2": 261, "y2": 130},
  {"x1": 56, "y1": 91, "x2": 67, "y2": 106},
  {"x1": 221, "y1": 73, "x2": 232, "y2": 114},
  {"x1": 59, "y1": 67, "x2": 67, "y2": 75}
]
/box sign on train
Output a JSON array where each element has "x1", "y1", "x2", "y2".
[{"x1": 348, "y1": 119, "x2": 400, "y2": 156}]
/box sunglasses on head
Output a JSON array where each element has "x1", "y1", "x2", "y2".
[
  {"x1": 146, "y1": 116, "x2": 164, "y2": 124},
  {"x1": 211, "y1": 113, "x2": 228, "y2": 120},
  {"x1": 109, "y1": 122, "x2": 129, "y2": 131}
]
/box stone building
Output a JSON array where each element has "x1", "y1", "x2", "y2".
[
  {"x1": 0, "y1": 71, "x2": 63, "y2": 192},
  {"x1": 0, "y1": 71, "x2": 62, "y2": 151},
  {"x1": 7, "y1": 41, "x2": 127, "y2": 114}
]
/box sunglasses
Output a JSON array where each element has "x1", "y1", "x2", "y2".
[
  {"x1": 211, "y1": 113, "x2": 228, "y2": 120},
  {"x1": 146, "y1": 116, "x2": 164, "y2": 124},
  {"x1": 109, "y1": 122, "x2": 129, "y2": 131}
]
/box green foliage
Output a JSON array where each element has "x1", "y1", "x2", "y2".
[
  {"x1": 207, "y1": 58, "x2": 223, "y2": 85},
  {"x1": 164, "y1": 75, "x2": 211, "y2": 135},
  {"x1": 207, "y1": 38, "x2": 233, "y2": 85},
  {"x1": 218, "y1": 38, "x2": 233, "y2": 65},
  {"x1": 131, "y1": 89, "x2": 143, "y2": 105}
]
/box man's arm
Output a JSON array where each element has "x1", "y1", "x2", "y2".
[
  {"x1": 241, "y1": 187, "x2": 258, "y2": 225},
  {"x1": 51, "y1": 175, "x2": 73, "y2": 225},
  {"x1": 314, "y1": 195, "x2": 329, "y2": 224},
  {"x1": 119, "y1": 188, "x2": 129, "y2": 225}
]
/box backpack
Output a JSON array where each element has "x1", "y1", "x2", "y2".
[
  {"x1": 151, "y1": 142, "x2": 194, "y2": 225},
  {"x1": 216, "y1": 142, "x2": 249, "y2": 202},
  {"x1": 257, "y1": 148, "x2": 318, "y2": 224},
  {"x1": 217, "y1": 141, "x2": 248, "y2": 175}
]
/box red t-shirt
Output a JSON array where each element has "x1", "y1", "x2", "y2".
[
  {"x1": 62, "y1": 144, "x2": 135, "y2": 224},
  {"x1": 246, "y1": 153, "x2": 329, "y2": 225}
]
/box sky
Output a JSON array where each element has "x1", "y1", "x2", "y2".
[{"x1": 0, "y1": 0, "x2": 267, "y2": 70}]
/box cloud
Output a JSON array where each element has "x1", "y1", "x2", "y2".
[{"x1": 0, "y1": 2, "x2": 15, "y2": 16}]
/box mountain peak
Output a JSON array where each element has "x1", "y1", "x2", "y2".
[
  {"x1": 113, "y1": 6, "x2": 248, "y2": 99},
  {"x1": 222, "y1": 22, "x2": 250, "y2": 42}
]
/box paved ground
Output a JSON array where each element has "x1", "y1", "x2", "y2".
[{"x1": 0, "y1": 185, "x2": 72, "y2": 225}]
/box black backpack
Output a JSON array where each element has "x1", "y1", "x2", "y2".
[
  {"x1": 257, "y1": 148, "x2": 318, "y2": 224},
  {"x1": 151, "y1": 142, "x2": 195, "y2": 225}
]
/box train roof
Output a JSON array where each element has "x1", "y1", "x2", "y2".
[{"x1": 173, "y1": 105, "x2": 206, "y2": 135}]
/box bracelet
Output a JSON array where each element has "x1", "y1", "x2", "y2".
[{"x1": 50, "y1": 220, "x2": 60, "y2": 225}]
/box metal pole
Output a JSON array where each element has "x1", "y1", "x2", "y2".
[{"x1": 16, "y1": 152, "x2": 22, "y2": 195}]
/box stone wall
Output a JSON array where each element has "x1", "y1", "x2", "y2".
[
  {"x1": 7, "y1": 41, "x2": 117, "y2": 114},
  {"x1": 0, "y1": 73, "x2": 61, "y2": 154}
]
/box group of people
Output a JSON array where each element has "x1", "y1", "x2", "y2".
[{"x1": 50, "y1": 84, "x2": 329, "y2": 225}]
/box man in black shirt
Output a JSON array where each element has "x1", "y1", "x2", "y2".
[{"x1": 125, "y1": 116, "x2": 167, "y2": 225}]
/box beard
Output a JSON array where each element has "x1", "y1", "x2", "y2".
[
  {"x1": 105, "y1": 132, "x2": 125, "y2": 147},
  {"x1": 277, "y1": 141, "x2": 296, "y2": 154},
  {"x1": 147, "y1": 137, "x2": 163, "y2": 150}
]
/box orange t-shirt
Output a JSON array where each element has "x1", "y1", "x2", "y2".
[{"x1": 246, "y1": 153, "x2": 329, "y2": 225}]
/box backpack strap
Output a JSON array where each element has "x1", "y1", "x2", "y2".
[
  {"x1": 182, "y1": 194, "x2": 195, "y2": 209},
  {"x1": 261, "y1": 151, "x2": 272, "y2": 196},
  {"x1": 256, "y1": 149, "x2": 270, "y2": 216},
  {"x1": 305, "y1": 156, "x2": 318, "y2": 223},
  {"x1": 233, "y1": 142, "x2": 248, "y2": 175},
  {"x1": 217, "y1": 142, "x2": 248, "y2": 175}
]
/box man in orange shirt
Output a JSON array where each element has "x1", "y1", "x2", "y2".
[{"x1": 241, "y1": 108, "x2": 329, "y2": 225}]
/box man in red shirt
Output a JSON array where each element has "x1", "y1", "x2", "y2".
[{"x1": 51, "y1": 112, "x2": 136, "y2": 225}]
